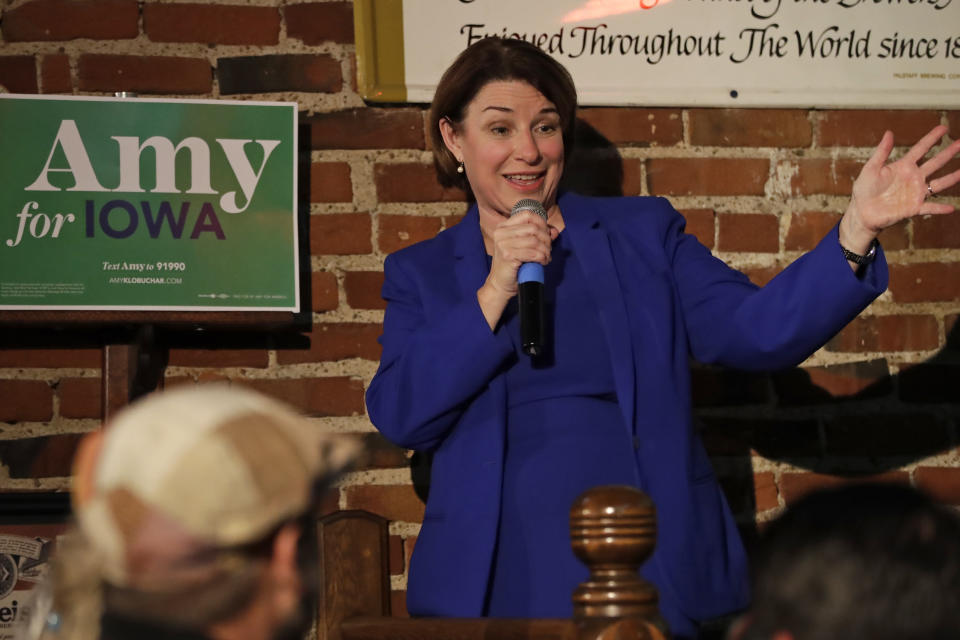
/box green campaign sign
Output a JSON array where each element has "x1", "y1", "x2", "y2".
[{"x1": 0, "y1": 95, "x2": 299, "y2": 311}]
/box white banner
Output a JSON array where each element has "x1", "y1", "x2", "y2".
[{"x1": 398, "y1": 0, "x2": 960, "y2": 107}]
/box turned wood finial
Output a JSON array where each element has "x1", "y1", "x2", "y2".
[{"x1": 569, "y1": 485, "x2": 665, "y2": 636}]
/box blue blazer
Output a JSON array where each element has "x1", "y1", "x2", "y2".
[{"x1": 366, "y1": 192, "x2": 888, "y2": 623}]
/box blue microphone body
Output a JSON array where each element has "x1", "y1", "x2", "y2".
[{"x1": 510, "y1": 199, "x2": 547, "y2": 357}]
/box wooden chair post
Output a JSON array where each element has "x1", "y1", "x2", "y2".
[
  {"x1": 570, "y1": 486, "x2": 667, "y2": 640},
  {"x1": 316, "y1": 510, "x2": 391, "y2": 640},
  {"x1": 323, "y1": 486, "x2": 669, "y2": 640}
]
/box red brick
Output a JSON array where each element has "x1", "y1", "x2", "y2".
[
  {"x1": 404, "y1": 535, "x2": 417, "y2": 576},
  {"x1": 345, "y1": 271, "x2": 386, "y2": 310},
  {"x1": 442, "y1": 214, "x2": 466, "y2": 229},
  {"x1": 0, "y1": 433, "x2": 84, "y2": 478},
  {"x1": 59, "y1": 378, "x2": 101, "y2": 419},
  {"x1": 216, "y1": 53, "x2": 343, "y2": 95},
  {"x1": 167, "y1": 349, "x2": 269, "y2": 368},
  {"x1": 773, "y1": 359, "x2": 891, "y2": 404},
  {"x1": 217, "y1": 54, "x2": 339, "y2": 94},
  {"x1": 914, "y1": 467, "x2": 960, "y2": 505},
  {"x1": 779, "y1": 471, "x2": 909, "y2": 505},
  {"x1": 389, "y1": 534, "x2": 404, "y2": 575},
  {"x1": 788, "y1": 158, "x2": 862, "y2": 196},
  {"x1": 378, "y1": 215, "x2": 442, "y2": 253},
  {"x1": 310, "y1": 213, "x2": 371, "y2": 255},
  {"x1": 717, "y1": 213, "x2": 779, "y2": 253},
  {"x1": 163, "y1": 375, "x2": 227, "y2": 389},
  {"x1": 741, "y1": 265, "x2": 782, "y2": 287},
  {"x1": 801, "y1": 360, "x2": 892, "y2": 399},
  {"x1": 391, "y1": 590, "x2": 409, "y2": 618},
  {"x1": 344, "y1": 484, "x2": 424, "y2": 522},
  {"x1": 420, "y1": 109, "x2": 432, "y2": 145},
  {"x1": 40, "y1": 54, "x2": 71, "y2": 94},
  {"x1": 78, "y1": 55, "x2": 211, "y2": 95},
  {"x1": 275, "y1": 322, "x2": 382, "y2": 364},
  {"x1": 801, "y1": 218, "x2": 908, "y2": 253},
  {"x1": 754, "y1": 472, "x2": 779, "y2": 512},
  {"x1": 913, "y1": 212, "x2": 960, "y2": 248},
  {"x1": 932, "y1": 158, "x2": 960, "y2": 197},
  {"x1": 241, "y1": 377, "x2": 365, "y2": 417},
  {"x1": 0, "y1": 348, "x2": 100, "y2": 368},
  {"x1": 312, "y1": 271, "x2": 339, "y2": 312},
  {"x1": 359, "y1": 433, "x2": 409, "y2": 470},
  {"x1": 577, "y1": 108, "x2": 683, "y2": 146},
  {"x1": 947, "y1": 313, "x2": 960, "y2": 351},
  {"x1": 564, "y1": 146, "x2": 626, "y2": 198},
  {"x1": 0, "y1": 380, "x2": 53, "y2": 421},
  {"x1": 284, "y1": 2, "x2": 354, "y2": 45},
  {"x1": 347, "y1": 52, "x2": 358, "y2": 93},
  {"x1": 621, "y1": 158, "x2": 644, "y2": 196},
  {"x1": 785, "y1": 211, "x2": 841, "y2": 251},
  {"x1": 818, "y1": 110, "x2": 940, "y2": 147},
  {"x1": 889, "y1": 263, "x2": 960, "y2": 303},
  {"x1": 647, "y1": 158, "x2": 768, "y2": 196},
  {"x1": 689, "y1": 109, "x2": 811, "y2": 148},
  {"x1": 310, "y1": 163, "x2": 352, "y2": 203},
  {"x1": 319, "y1": 487, "x2": 341, "y2": 516},
  {"x1": 375, "y1": 164, "x2": 466, "y2": 203},
  {"x1": 145, "y1": 4, "x2": 280, "y2": 45},
  {"x1": 878, "y1": 221, "x2": 909, "y2": 250},
  {"x1": 823, "y1": 413, "x2": 949, "y2": 458},
  {"x1": 948, "y1": 111, "x2": 960, "y2": 139},
  {"x1": 306, "y1": 108, "x2": 425, "y2": 150},
  {"x1": 2, "y1": 0, "x2": 138, "y2": 42},
  {"x1": 679, "y1": 209, "x2": 715, "y2": 249},
  {"x1": 826, "y1": 315, "x2": 939, "y2": 353},
  {"x1": 0, "y1": 56, "x2": 38, "y2": 93},
  {"x1": 932, "y1": 158, "x2": 960, "y2": 196}
]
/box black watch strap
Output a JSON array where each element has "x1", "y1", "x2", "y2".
[{"x1": 841, "y1": 239, "x2": 879, "y2": 265}]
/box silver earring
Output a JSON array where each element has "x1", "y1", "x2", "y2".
[{"x1": 457, "y1": 161, "x2": 464, "y2": 174}]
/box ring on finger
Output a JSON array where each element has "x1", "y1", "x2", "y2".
[{"x1": 927, "y1": 183, "x2": 936, "y2": 197}]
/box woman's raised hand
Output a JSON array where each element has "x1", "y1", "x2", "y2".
[
  {"x1": 840, "y1": 125, "x2": 960, "y2": 253},
  {"x1": 477, "y1": 211, "x2": 558, "y2": 329}
]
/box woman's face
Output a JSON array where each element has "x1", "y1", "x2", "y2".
[{"x1": 440, "y1": 80, "x2": 565, "y2": 218}]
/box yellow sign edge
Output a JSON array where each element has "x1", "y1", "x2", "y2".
[{"x1": 353, "y1": 0, "x2": 407, "y2": 103}]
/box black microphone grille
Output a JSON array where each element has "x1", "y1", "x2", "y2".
[{"x1": 510, "y1": 199, "x2": 547, "y2": 221}]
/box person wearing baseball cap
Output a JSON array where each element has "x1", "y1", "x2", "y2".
[{"x1": 21, "y1": 384, "x2": 358, "y2": 640}]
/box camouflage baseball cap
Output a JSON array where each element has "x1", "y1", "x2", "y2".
[{"x1": 71, "y1": 384, "x2": 359, "y2": 589}]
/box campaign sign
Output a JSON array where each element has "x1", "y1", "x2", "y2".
[{"x1": 0, "y1": 96, "x2": 299, "y2": 311}]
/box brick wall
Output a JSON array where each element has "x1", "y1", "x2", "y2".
[{"x1": 1, "y1": 0, "x2": 959, "y2": 615}]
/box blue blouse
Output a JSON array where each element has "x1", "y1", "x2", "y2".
[{"x1": 485, "y1": 232, "x2": 639, "y2": 618}]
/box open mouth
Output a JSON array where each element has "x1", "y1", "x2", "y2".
[{"x1": 504, "y1": 172, "x2": 545, "y2": 188}]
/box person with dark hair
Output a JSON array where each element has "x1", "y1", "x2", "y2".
[
  {"x1": 365, "y1": 37, "x2": 960, "y2": 638},
  {"x1": 733, "y1": 483, "x2": 960, "y2": 640},
  {"x1": 21, "y1": 385, "x2": 358, "y2": 640}
]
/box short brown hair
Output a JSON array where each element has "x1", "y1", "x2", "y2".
[{"x1": 429, "y1": 38, "x2": 578, "y2": 194}]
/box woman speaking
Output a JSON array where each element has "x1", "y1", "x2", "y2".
[{"x1": 365, "y1": 37, "x2": 960, "y2": 639}]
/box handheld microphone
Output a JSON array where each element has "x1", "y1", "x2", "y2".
[{"x1": 510, "y1": 199, "x2": 547, "y2": 357}]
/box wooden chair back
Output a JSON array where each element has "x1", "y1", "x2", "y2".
[{"x1": 316, "y1": 485, "x2": 667, "y2": 640}]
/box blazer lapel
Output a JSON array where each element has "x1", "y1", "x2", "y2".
[
  {"x1": 450, "y1": 205, "x2": 509, "y2": 478},
  {"x1": 560, "y1": 193, "x2": 637, "y2": 434},
  {"x1": 452, "y1": 205, "x2": 489, "y2": 296}
]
